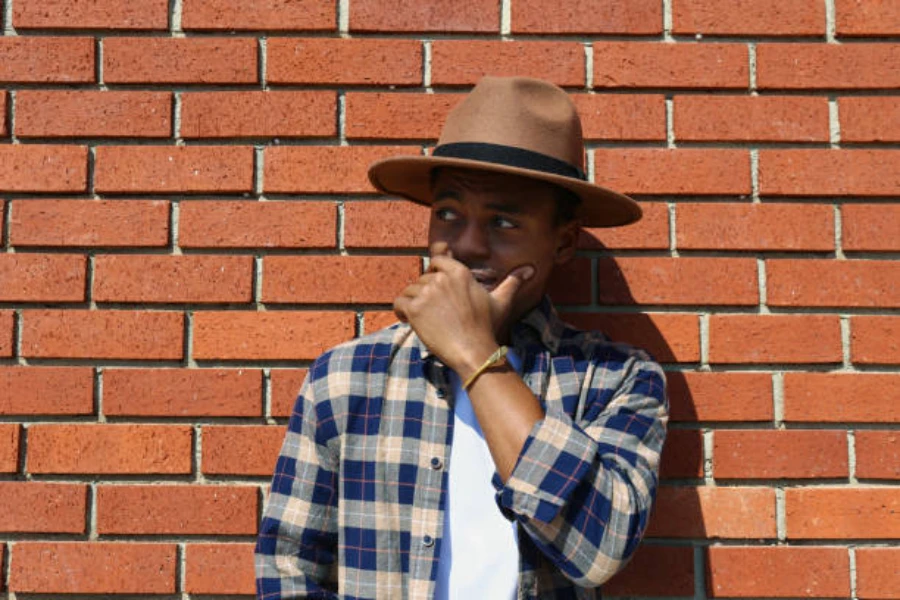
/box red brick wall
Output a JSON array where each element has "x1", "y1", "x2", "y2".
[{"x1": 1, "y1": 0, "x2": 898, "y2": 597}]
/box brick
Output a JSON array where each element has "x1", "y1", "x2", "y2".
[
  {"x1": 768, "y1": 259, "x2": 900, "y2": 308},
  {"x1": 270, "y1": 368, "x2": 308, "y2": 417},
  {"x1": 849, "y1": 202, "x2": 899, "y2": 246},
  {"x1": 0, "y1": 482, "x2": 86, "y2": 533},
  {"x1": 677, "y1": 203, "x2": 834, "y2": 252},
  {"x1": 96, "y1": 485, "x2": 258, "y2": 535},
  {"x1": 857, "y1": 548, "x2": 900, "y2": 600},
  {"x1": 852, "y1": 316, "x2": 900, "y2": 365},
  {"x1": 344, "y1": 200, "x2": 430, "y2": 249},
  {"x1": 431, "y1": 41, "x2": 584, "y2": 87},
  {"x1": 0, "y1": 93, "x2": 8, "y2": 136},
  {"x1": 673, "y1": 0, "x2": 824, "y2": 35},
  {"x1": 104, "y1": 37, "x2": 257, "y2": 84},
  {"x1": 0, "y1": 145, "x2": 87, "y2": 192},
  {"x1": 856, "y1": 431, "x2": 900, "y2": 480},
  {"x1": 185, "y1": 543, "x2": 256, "y2": 595},
  {"x1": 605, "y1": 545, "x2": 694, "y2": 597},
  {"x1": 351, "y1": 0, "x2": 498, "y2": 32},
  {"x1": 364, "y1": 311, "x2": 402, "y2": 334},
  {"x1": 597, "y1": 257, "x2": 758, "y2": 306},
  {"x1": 759, "y1": 150, "x2": 900, "y2": 196},
  {"x1": 264, "y1": 256, "x2": 421, "y2": 304},
  {"x1": 667, "y1": 372, "x2": 773, "y2": 422},
  {"x1": 94, "y1": 255, "x2": 253, "y2": 304},
  {"x1": 836, "y1": 0, "x2": 900, "y2": 36},
  {"x1": 707, "y1": 546, "x2": 850, "y2": 598},
  {"x1": 14, "y1": 0, "x2": 168, "y2": 29},
  {"x1": 267, "y1": 38, "x2": 421, "y2": 85},
  {"x1": 709, "y1": 315, "x2": 842, "y2": 364},
  {"x1": 193, "y1": 311, "x2": 354, "y2": 360},
  {"x1": 22, "y1": 309, "x2": 183, "y2": 360},
  {"x1": 181, "y1": 91, "x2": 335, "y2": 138},
  {"x1": 104, "y1": 368, "x2": 263, "y2": 417},
  {"x1": 647, "y1": 486, "x2": 776, "y2": 538},
  {"x1": 95, "y1": 145, "x2": 254, "y2": 193},
  {"x1": 758, "y1": 43, "x2": 900, "y2": 89},
  {"x1": 182, "y1": 0, "x2": 334, "y2": 31},
  {"x1": 202, "y1": 425, "x2": 285, "y2": 475},
  {"x1": 714, "y1": 430, "x2": 848, "y2": 479},
  {"x1": 28, "y1": 424, "x2": 192, "y2": 475},
  {"x1": 0, "y1": 37, "x2": 94, "y2": 83},
  {"x1": 580, "y1": 202, "x2": 669, "y2": 250},
  {"x1": 659, "y1": 429, "x2": 703, "y2": 479},
  {"x1": 841, "y1": 97, "x2": 900, "y2": 142},
  {"x1": 9, "y1": 542, "x2": 176, "y2": 594},
  {"x1": 786, "y1": 488, "x2": 900, "y2": 539},
  {"x1": 593, "y1": 42, "x2": 748, "y2": 89},
  {"x1": 0, "y1": 254, "x2": 86, "y2": 302},
  {"x1": 547, "y1": 256, "x2": 592, "y2": 306},
  {"x1": 784, "y1": 373, "x2": 900, "y2": 423},
  {"x1": 675, "y1": 95, "x2": 829, "y2": 142},
  {"x1": 0, "y1": 311, "x2": 12, "y2": 357},
  {"x1": 574, "y1": 94, "x2": 666, "y2": 141},
  {"x1": 594, "y1": 149, "x2": 751, "y2": 196},
  {"x1": 179, "y1": 200, "x2": 335, "y2": 249},
  {"x1": 265, "y1": 146, "x2": 414, "y2": 194},
  {"x1": 0, "y1": 367, "x2": 93, "y2": 415},
  {"x1": 513, "y1": 0, "x2": 661, "y2": 34},
  {"x1": 0, "y1": 424, "x2": 20, "y2": 472},
  {"x1": 345, "y1": 92, "x2": 460, "y2": 140},
  {"x1": 562, "y1": 313, "x2": 700, "y2": 363},
  {"x1": 11, "y1": 199, "x2": 169, "y2": 248},
  {"x1": 16, "y1": 91, "x2": 171, "y2": 138}
]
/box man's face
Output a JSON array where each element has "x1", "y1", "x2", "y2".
[{"x1": 428, "y1": 168, "x2": 579, "y2": 322}]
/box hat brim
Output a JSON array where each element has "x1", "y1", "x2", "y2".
[{"x1": 368, "y1": 155, "x2": 641, "y2": 228}]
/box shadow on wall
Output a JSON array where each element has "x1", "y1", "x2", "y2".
[{"x1": 547, "y1": 231, "x2": 707, "y2": 597}]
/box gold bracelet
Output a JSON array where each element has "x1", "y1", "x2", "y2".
[{"x1": 462, "y1": 345, "x2": 508, "y2": 391}]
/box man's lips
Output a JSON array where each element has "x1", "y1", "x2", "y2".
[{"x1": 469, "y1": 268, "x2": 500, "y2": 289}]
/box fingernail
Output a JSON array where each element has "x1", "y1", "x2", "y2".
[{"x1": 520, "y1": 265, "x2": 535, "y2": 280}]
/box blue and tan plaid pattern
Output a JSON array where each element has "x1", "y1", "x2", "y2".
[{"x1": 256, "y1": 298, "x2": 668, "y2": 599}]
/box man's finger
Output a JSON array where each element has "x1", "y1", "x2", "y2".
[
  {"x1": 490, "y1": 264, "x2": 535, "y2": 310},
  {"x1": 429, "y1": 241, "x2": 452, "y2": 259}
]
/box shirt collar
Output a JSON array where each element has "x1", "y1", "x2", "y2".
[{"x1": 410, "y1": 295, "x2": 564, "y2": 361}]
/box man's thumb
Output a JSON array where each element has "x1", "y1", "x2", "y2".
[{"x1": 490, "y1": 264, "x2": 535, "y2": 308}]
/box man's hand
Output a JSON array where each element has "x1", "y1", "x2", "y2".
[{"x1": 393, "y1": 242, "x2": 534, "y2": 378}]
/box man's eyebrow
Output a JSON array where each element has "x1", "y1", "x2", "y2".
[
  {"x1": 432, "y1": 189, "x2": 461, "y2": 202},
  {"x1": 485, "y1": 201, "x2": 525, "y2": 214}
]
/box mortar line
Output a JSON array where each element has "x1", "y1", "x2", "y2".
[
  {"x1": 699, "y1": 313, "x2": 709, "y2": 367},
  {"x1": 254, "y1": 145, "x2": 265, "y2": 194},
  {"x1": 584, "y1": 43, "x2": 593, "y2": 90},
  {"x1": 829, "y1": 98, "x2": 841, "y2": 148},
  {"x1": 668, "y1": 201, "x2": 678, "y2": 256},
  {"x1": 662, "y1": 0, "x2": 673, "y2": 41},
  {"x1": 586, "y1": 147, "x2": 595, "y2": 183},
  {"x1": 87, "y1": 146, "x2": 96, "y2": 197},
  {"x1": 750, "y1": 148, "x2": 760, "y2": 202},
  {"x1": 500, "y1": 0, "x2": 511, "y2": 37},
  {"x1": 3, "y1": 0, "x2": 13, "y2": 34},
  {"x1": 702, "y1": 429, "x2": 714, "y2": 482},
  {"x1": 337, "y1": 201, "x2": 347, "y2": 255},
  {"x1": 848, "y1": 429, "x2": 858, "y2": 484},
  {"x1": 89, "y1": 481, "x2": 98, "y2": 539},
  {"x1": 170, "y1": 0, "x2": 183, "y2": 34},
  {"x1": 825, "y1": 0, "x2": 836, "y2": 43},
  {"x1": 172, "y1": 91, "x2": 182, "y2": 140},
  {"x1": 773, "y1": 372, "x2": 784, "y2": 427},
  {"x1": 337, "y1": 92, "x2": 347, "y2": 145},
  {"x1": 259, "y1": 37, "x2": 268, "y2": 90},
  {"x1": 2, "y1": 195, "x2": 11, "y2": 250},
  {"x1": 13, "y1": 309, "x2": 25, "y2": 365},
  {"x1": 665, "y1": 97, "x2": 675, "y2": 148},
  {"x1": 757, "y1": 258, "x2": 769, "y2": 313},
  {"x1": 848, "y1": 546, "x2": 858, "y2": 600},
  {"x1": 423, "y1": 41, "x2": 433, "y2": 90},
  {"x1": 96, "y1": 38, "x2": 105, "y2": 88},
  {"x1": 95, "y1": 367, "x2": 104, "y2": 422},
  {"x1": 170, "y1": 200, "x2": 181, "y2": 253},
  {"x1": 194, "y1": 424, "x2": 203, "y2": 483},
  {"x1": 693, "y1": 544, "x2": 708, "y2": 600},
  {"x1": 338, "y1": 0, "x2": 349, "y2": 34},
  {"x1": 184, "y1": 310, "x2": 197, "y2": 368},
  {"x1": 775, "y1": 487, "x2": 786, "y2": 541},
  {"x1": 254, "y1": 255, "x2": 264, "y2": 306},
  {"x1": 263, "y1": 368, "x2": 273, "y2": 422},
  {"x1": 177, "y1": 541, "x2": 187, "y2": 599},
  {"x1": 85, "y1": 252, "x2": 95, "y2": 308},
  {"x1": 748, "y1": 43, "x2": 757, "y2": 93},
  {"x1": 834, "y1": 204, "x2": 845, "y2": 260},
  {"x1": 841, "y1": 316, "x2": 852, "y2": 368},
  {"x1": 355, "y1": 311, "x2": 365, "y2": 339}
]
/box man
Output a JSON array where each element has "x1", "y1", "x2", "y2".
[{"x1": 256, "y1": 76, "x2": 668, "y2": 599}]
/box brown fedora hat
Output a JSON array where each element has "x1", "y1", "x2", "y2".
[{"x1": 367, "y1": 76, "x2": 641, "y2": 227}]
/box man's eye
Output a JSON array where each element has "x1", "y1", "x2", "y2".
[
  {"x1": 434, "y1": 208, "x2": 459, "y2": 221},
  {"x1": 493, "y1": 216, "x2": 517, "y2": 229}
]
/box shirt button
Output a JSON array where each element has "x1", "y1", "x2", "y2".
[
  {"x1": 422, "y1": 535, "x2": 434, "y2": 547},
  {"x1": 430, "y1": 457, "x2": 443, "y2": 470},
  {"x1": 435, "y1": 387, "x2": 446, "y2": 399}
]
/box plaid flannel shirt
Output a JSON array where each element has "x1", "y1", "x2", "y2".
[{"x1": 256, "y1": 297, "x2": 668, "y2": 599}]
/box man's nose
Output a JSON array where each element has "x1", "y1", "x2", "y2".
[{"x1": 450, "y1": 221, "x2": 490, "y2": 262}]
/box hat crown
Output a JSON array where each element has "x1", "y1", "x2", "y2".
[{"x1": 437, "y1": 76, "x2": 585, "y2": 172}]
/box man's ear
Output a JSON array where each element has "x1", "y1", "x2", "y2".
[{"x1": 553, "y1": 220, "x2": 580, "y2": 266}]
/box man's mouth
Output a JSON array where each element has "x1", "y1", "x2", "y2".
[{"x1": 469, "y1": 269, "x2": 500, "y2": 290}]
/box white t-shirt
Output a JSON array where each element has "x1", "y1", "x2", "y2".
[{"x1": 434, "y1": 350, "x2": 522, "y2": 600}]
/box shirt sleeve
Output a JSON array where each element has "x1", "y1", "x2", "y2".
[
  {"x1": 494, "y1": 349, "x2": 668, "y2": 588},
  {"x1": 255, "y1": 370, "x2": 340, "y2": 599}
]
